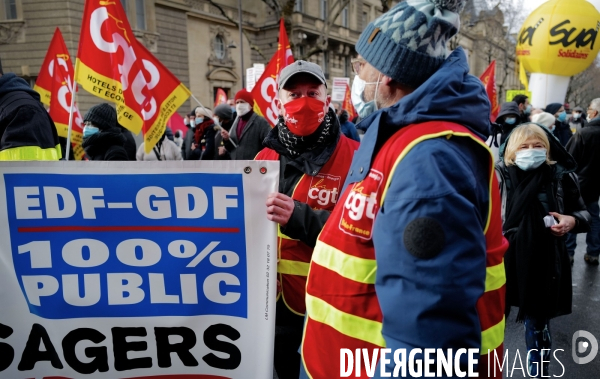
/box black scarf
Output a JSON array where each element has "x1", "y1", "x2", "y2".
[
  {"x1": 276, "y1": 109, "x2": 336, "y2": 158},
  {"x1": 503, "y1": 164, "x2": 562, "y2": 321}
]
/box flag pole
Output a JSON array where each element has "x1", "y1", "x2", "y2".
[
  {"x1": 65, "y1": 80, "x2": 78, "y2": 161},
  {"x1": 191, "y1": 94, "x2": 237, "y2": 148}
]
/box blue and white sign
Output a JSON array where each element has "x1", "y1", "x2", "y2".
[{"x1": 0, "y1": 161, "x2": 278, "y2": 379}]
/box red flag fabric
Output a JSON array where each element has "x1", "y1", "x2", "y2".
[
  {"x1": 480, "y1": 61, "x2": 499, "y2": 122},
  {"x1": 342, "y1": 83, "x2": 357, "y2": 121},
  {"x1": 251, "y1": 19, "x2": 294, "y2": 126},
  {"x1": 214, "y1": 88, "x2": 228, "y2": 108},
  {"x1": 167, "y1": 111, "x2": 188, "y2": 137},
  {"x1": 34, "y1": 28, "x2": 85, "y2": 160},
  {"x1": 75, "y1": 0, "x2": 191, "y2": 153}
]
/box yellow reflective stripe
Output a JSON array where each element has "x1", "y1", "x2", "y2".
[
  {"x1": 0, "y1": 144, "x2": 61, "y2": 161},
  {"x1": 306, "y1": 293, "x2": 386, "y2": 347},
  {"x1": 380, "y1": 130, "x2": 495, "y2": 234},
  {"x1": 485, "y1": 261, "x2": 506, "y2": 292},
  {"x1": 481, "y1": 316, "x2": 505, "y2": 353},
  {"x1": 278, "y1": 225, "x2": 298, "y2": 241},
  {"x1": 312, "y1": 241, "x2": 376, "y2": 284},
  {"x1": 278, "y1": 259, "x2": 310, "y2": 276}
]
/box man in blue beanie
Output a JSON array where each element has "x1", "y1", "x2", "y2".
[{"x1": 300, "y1": 1, "x2": 508, "y2": 378}]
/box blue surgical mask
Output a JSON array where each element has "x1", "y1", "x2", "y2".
[
  {"x1": 196, "y1": 116, "x2": 204, "y2": 124},
  {"x1": 557, "y1": 111, "x2": 567, "y2": 123},
  {"x1": 504, "y1": 117, "x2": 517, "y2": 125},
  {"x1": 351, "y1": 74, "x2": 380, "y2": 119},
  {"x1": 573, "y1": 113, "x2": 581, "y2": 120},
  {"x1": 515, "y1": 148, "x2": 547, "y2": 171},
  {"x1": 83, "y1": 125, "x2": 100, "y2": 138},
  {"x1": 524, "y1": 104, "x2": 532, "y2": 115},
  {"x1": 190, "y1": 119, "x2": 196, "y2": 128}
]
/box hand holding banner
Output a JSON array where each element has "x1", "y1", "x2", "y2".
[{"x1": 75, "y1": 0, "x2": 191, "y2": 153}]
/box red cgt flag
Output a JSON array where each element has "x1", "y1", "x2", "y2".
[
  {"x1": 75, "y1": 0, "x2": 191, "y2": 153},
  {"x1": 214, "y1": 88, "x2": 228, "y2": 108},
  {"x1": 251, "y1": 19, "x2": 294, "y2": 126},
  {"x1": 480, "y1": 61, "x2": 499, "y2": 122},
  {"x1": 34, "y1": 28, "x2": 85, "y2": 160},
  {"x1": 342, "y1": 83, "x2": 357, "y2": 121}
]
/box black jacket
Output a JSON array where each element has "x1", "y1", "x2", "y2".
[
  {"x1": 224, "y1": 111, "x2": 271, "y2": 160},
  {"x1": 118, "y1": 124, "x2": 137, "y2": 161},
  {"x1": 262, "y1": 111, "x2": 342, "y2": 248},
  {"x1": 182, "y1": 127, "x2": 195, "y2": 160},
  {"x1": 0, "y1": 73, "x2": 60, "y2": 159},
  {"x1": 554, "y1": 120, "x2": 572, "y2": 147},
  {"x1": 497, "y1": 125, "x2": 590, "y2": 319},
  {"x1": 566, "y1": 117, "x2": 600, "y2": 203},
  {"x1": 82, "y1": 129, "x2": 129, "y2": 161}
]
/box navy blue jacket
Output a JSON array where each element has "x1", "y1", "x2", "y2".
[{"x1": 349, "y1": 48, "x2": 492, "y2": 376}]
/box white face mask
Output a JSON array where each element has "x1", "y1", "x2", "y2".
[
  {"x1": 351, "y1": 74, "x2": 381, "y2": 119},
  {"x1": 236, "y1": 102, "x2": 251, "y2": 116}
]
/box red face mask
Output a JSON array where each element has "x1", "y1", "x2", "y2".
[{"x1": 283, "y1": 97, "x2": 327, "y2": 136}]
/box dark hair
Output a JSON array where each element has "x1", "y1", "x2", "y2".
[
  {"x1": 339, "y1": 110, "x2": 349, "y2": 124},
  {"x1": 512, "y1": 94, "x2": 529, "y2": 106}
]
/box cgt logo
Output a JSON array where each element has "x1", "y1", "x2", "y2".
[
  {"x1": 572, "y1": 330, "x2": 598, "y2": 365},
  {"x1": 307, "y1": 175, "x2": 341, "y2": 208}
]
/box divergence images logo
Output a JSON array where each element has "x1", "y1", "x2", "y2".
[{"x1": 572, "y1": 330, "x2": 598, "y2": 365}]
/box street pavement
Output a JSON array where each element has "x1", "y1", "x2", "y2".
[{"x1": 503, "y1": 233, "x2": 600, "y2": 378}]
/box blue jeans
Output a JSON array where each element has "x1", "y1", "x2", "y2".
[
  {"x1": 565, "y1": 200, "x2": 600, "y2": 257},
  {"x1": 525, "y1": 317, "x2": 551, "y2": 378}
]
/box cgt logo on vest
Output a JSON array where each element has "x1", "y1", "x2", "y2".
[
  {"x1": 339, "y1": 169, "x2": 383, "y2": 240},
  {"x1": 306, "y1": 174, "x2": 342, "y2": 209}
]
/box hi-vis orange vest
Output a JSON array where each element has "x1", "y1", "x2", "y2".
[
  {"x1": 256, "y1": 136, "x2": 358, "y2": 315},
  {"x1": 301, "y1": 122, "x2": 508, "y2": 378}
]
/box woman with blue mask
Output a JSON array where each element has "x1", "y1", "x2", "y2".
[
  {"x1": 545, "y1": 103, "x2": 572, "y2": 146},
  {"x1": 496, "y1": 123, "x2": 590, "y2": 378},
  {"x1": 82, "y1": 103, "x2": 129, "y2": 161}
]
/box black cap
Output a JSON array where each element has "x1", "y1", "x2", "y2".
[
  {"x1": 278, "y1": 60, "x2": 327, "y2": 89},
  {"x1": 84, "y1": 103, "x2": 117, "y2": 131}
]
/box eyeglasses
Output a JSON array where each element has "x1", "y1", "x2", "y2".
[{"x1": 351, "y1": 58, "x2": 367, "y2": 75}]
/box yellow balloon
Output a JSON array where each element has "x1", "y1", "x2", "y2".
[{"x1": 517, "y1": 0, "x2": 600, "y2": 76}]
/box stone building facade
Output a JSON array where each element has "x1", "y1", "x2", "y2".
[{"x1": 0, "y1": 0, "x2": 518, "y2": 117}]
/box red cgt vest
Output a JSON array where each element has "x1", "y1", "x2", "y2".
[
  {"x1": 256, "y1": 135, "x2": 358, "y2": 315},
  {"x1": 301, "y1": 122, "x2": 508, "y2": 378}
]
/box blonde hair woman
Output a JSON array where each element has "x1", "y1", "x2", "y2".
[{"x1": 496, "y1": 123, "x2": 590, "y2": 377}]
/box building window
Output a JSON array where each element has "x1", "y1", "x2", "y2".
[
  {"x1": 342, "y1": 6, "x2": 348, "y2": 28},
  {"x1": 320, "y1": 0, "x2": 327, "y2": 20},
  {"x1": 294, "y1": 0, "x2": 303, "y2": 13},
  {"x1": 362, "y1": 11, "x2": 368, "y2": 28},
  {"x1": 4, "y1": 0, "x2": 16, "y2": 19},
  {"x1": 135, "y1": 0, "x2": 146, "y2": 30},
  {"x1": 215, "y1": 35, "x2": 225, "y2": 59}
]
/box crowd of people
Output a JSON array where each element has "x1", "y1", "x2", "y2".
[{"x1": 1, "y1": 0, "x2": 600, "y2": 378}]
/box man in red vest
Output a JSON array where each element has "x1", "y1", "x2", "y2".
[
  {"x1": 257, "y1": 60, "x2": 358, "y2": 379},
  {"x1": 300, "y1": 1, "x2": 508, "y2": 378}
]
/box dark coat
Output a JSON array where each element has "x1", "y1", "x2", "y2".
[
  {"x1": 497, "y1": 125, "x2": 590, "y2": 319},
  {"x1": 0, "y1": 73, "x2": 60, "y2": 159},
  {"x1": 82, "y1": 129, "x2": 129, "y2": 161},
  {"x1": 214, "y1": 119, "x2": 233, "y2": 160},
  {"x1": 181, "y1": 127, "x2": 195, "y2": 160},
  {"x1": 118, "y1": 125, "x2": 137, "y2": 161},
  {"x1": 224, "y1": 112, "x2": 271, "y2": 160},
  {"x1": 554, "y1": 120, "x2": 572, "y2": 146},
  {"x1": 566, "y1": 117, "x2": 600, "y2": 203}
]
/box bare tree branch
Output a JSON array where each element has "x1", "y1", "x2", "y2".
[{"x1": 206, "y1": 0, "x2": 268, "y2": 60}]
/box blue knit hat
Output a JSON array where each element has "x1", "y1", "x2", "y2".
[{"x1": 356, "y1": 0, "x2": 465, "y2": 88}]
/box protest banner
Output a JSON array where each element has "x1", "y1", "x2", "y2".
[
  {"x1": 75, "y1": 0, "x2": 191, "y2": 153},
  {"x1": 214, "y1": 88, "x2": 228, "y2": 108},
  {"x1": 480, "y1": 61, "x2": 499, "y2": 121},
  {"x1": 331, "y1": 77, "x2": 350, "y2": 102},
  {"x1": 0, "y1": 160, "x2": 278, "y2": 378},
  {"x1": 251, "y1": 19, "x2": 293, "y2": 126},
  {"x1": 342, "y1": 83, "x2": 357, "y2": 121},
  {"x1": 506, "y1": 90, "x2": 532, "y2": 103},
  {"x1": 34, "y1": 28, "x2": 85, "y2": 160}
]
